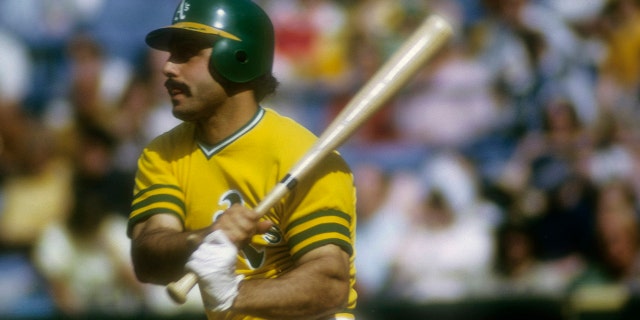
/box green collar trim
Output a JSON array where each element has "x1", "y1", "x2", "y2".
[{"x1": 198, "y1": 107, "x2": 265, "y2": 159}]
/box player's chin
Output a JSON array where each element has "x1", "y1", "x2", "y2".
[{"x1": 171, "y1": 107, "x2": 198, "y2": 122}]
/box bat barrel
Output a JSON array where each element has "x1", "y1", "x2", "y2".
[
  {"x1": 287, "y1": 14, "x2": 452, "y2": 181},
  {"x1": 317, "y1": 15, "x2": 452, "y2": 150}
]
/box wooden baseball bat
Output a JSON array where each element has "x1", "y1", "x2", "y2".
[{"x1": 166, "y1": 14, "x2": 453, "y2": 304}]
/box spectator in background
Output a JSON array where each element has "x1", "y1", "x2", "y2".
[
  {"x1": 385, "y1": 188, "x2": 494, "y2": 303},
  {"x1": 473, "y1": 0, "x2": 602, "y2": 134},
  {"x1": 498, "y1": 97, "x2": 599, "y2": 262},
  {"x1": 41, "y1": 30, "x2": 139, "y2": 191},
  {"x1": 0, "y1": 123, "x2": 73, "y2": 248},
  {"x1": 543, "y1": 0, "x2": 606, "y2": 128},
  {"x1": 472, "y1": 0, "x2": 539, "y2": 131},
  {"x1": 396, "y1": 19, "x2": 503, "y2": 149},
  {"x1": 0, "y1": 20, "x2": 58, "y2": 320},
  {"x1": 33, "y1": 123, "x2": 142, "y2": 316},
  {"x1": 69, "y1": 123, "x2": 134, "y2": 219},
  {"x1": 384, "y1": 153, "x2": 496, "y2": 303},
  {"x1": 518, "y1": 0, "x2": 601, "y2": 128},
  {"x1": 596, "y1": 0, "x2": 640, "y2": 113},
  {"x1": 567, "y1": 180, "x2": 640, "y2": 310},
  {"x1": 0, "y1": 28, "x2": 33, "y2": 178},
  {"x1": 584, "y1": 110, "x2": 634, "y2": 186},
  {"x1": 483, "y1": 219, "x2": 580, "y2": 298},
  {"x1": 0, "y1": 122, "x2": 67, "y2": 318},
  {"x1": 354, "y1": 163, "x2": 415, "y2": 303},
  {"x1": 47, "y1": 31, "x2": 132, "y2": 132}
]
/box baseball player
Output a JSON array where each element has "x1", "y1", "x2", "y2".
[{"x1": 127, "y1": 0, "x2": 357, "y2": 319}]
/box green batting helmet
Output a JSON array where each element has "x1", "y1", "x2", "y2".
[{"x1": 146, "y1": 0, "x2": 275, "y2": 83}]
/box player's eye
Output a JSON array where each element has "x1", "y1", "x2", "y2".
[
  {"x1": 168, "y1": 39, "x2": 210, "y2": 63},
  {"x1": 170, "y1": 49, "x2": 197, "y2": 63}
]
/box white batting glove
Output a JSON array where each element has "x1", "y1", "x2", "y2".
[{"x1": 186, "y1": 230, "x2": 244, "y2": 312}]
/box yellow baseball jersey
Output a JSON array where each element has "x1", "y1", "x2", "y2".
[{"x1": 128, "y1": 107, "x2": 357, "y2": 320}]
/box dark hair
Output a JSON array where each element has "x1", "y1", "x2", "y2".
[
  {"x1": 250, "y1": 73, "x2": 279, "y2": 102},
  {"x1": 494, "y1": 220, "x2": 537, "y2": 275},
  {"x1": 212, "y1": 68, "x2": 279, "y2": 102}
]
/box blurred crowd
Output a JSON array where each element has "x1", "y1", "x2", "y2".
[{"x1": 2, "y1": 0, "x2": 640, "y2": 319}]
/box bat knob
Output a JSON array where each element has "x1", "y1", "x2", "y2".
[{"x1": 167, "y1": 272, "x2": 198, "y2": 304}]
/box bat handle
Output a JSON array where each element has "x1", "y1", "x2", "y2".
[{"x1": 167, "y1": 272, "x2": 198, "y2": 304}]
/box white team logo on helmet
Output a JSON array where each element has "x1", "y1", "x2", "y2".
[{"x1": 175, "y1": 0, "x2": 191, "y2": 22}]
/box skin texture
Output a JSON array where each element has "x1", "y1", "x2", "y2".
[{"x1": 129, "y1": 35, "x2": 351, "y2": 319}]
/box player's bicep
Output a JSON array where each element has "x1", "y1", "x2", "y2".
[
  {"x1": 292, "y1": 244, "x2": 351, "y2": 304},
  {"x1": 295, "y1": 243, "x2": 349, "y2": 274}
]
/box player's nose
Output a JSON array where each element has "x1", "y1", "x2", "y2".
[{"x1": 162, "y1": 60, "x2": 179, "y2": 78}]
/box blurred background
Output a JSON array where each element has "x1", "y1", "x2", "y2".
[{"x1": 2, "y1": 0, "x2": 640, "y2": 319}]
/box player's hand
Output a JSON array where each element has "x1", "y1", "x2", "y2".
[
  {"x1": 186, "y1": 230, "x2": 242, "y2": 311},
  {"x1": 213, "y1": 203, "x2": 273, "y2": 248}
]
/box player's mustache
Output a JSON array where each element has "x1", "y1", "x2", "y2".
[{"x1": 165, "y1": 79, "x2": 191, "y2": 96}]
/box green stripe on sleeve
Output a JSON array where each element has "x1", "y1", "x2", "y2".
[
  {"x1": 131, "y1": 193, "x2": 186, "y2": 213},
  {"x1": 291, "y1": 238, "x2": 353, "y2": 261},
  {"x1": 285, "y1": 209, "x2": 352, "y2": 234},
  {"x1": 126, "y1": 207, "x2": 184, "y2": 237},
  {"x1": 133, "y1": 184, "x2": 182, "y2": 199}
]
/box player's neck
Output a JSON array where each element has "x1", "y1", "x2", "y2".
[{"x1": 195, "y1": 92, "x2": 259, "y2": 145}]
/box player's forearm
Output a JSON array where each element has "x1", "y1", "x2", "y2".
[
  {"x1": 131, "y1": 227, "x2": 204, "y2": 285},
  {"x1": 232, "y1": 247, "x2": 350, "y2": 319}
]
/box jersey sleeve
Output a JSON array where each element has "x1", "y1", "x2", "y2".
[
  {"x1": 127, "y1": 138, "x2": 186, "y2": 237},
  {"x1": 281, "y1": 151, "x2": 356, "y2": 261}
]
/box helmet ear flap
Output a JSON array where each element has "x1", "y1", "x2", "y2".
[{"x1": 210, "y1": 38, "x2": 256, "y2": 83}]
